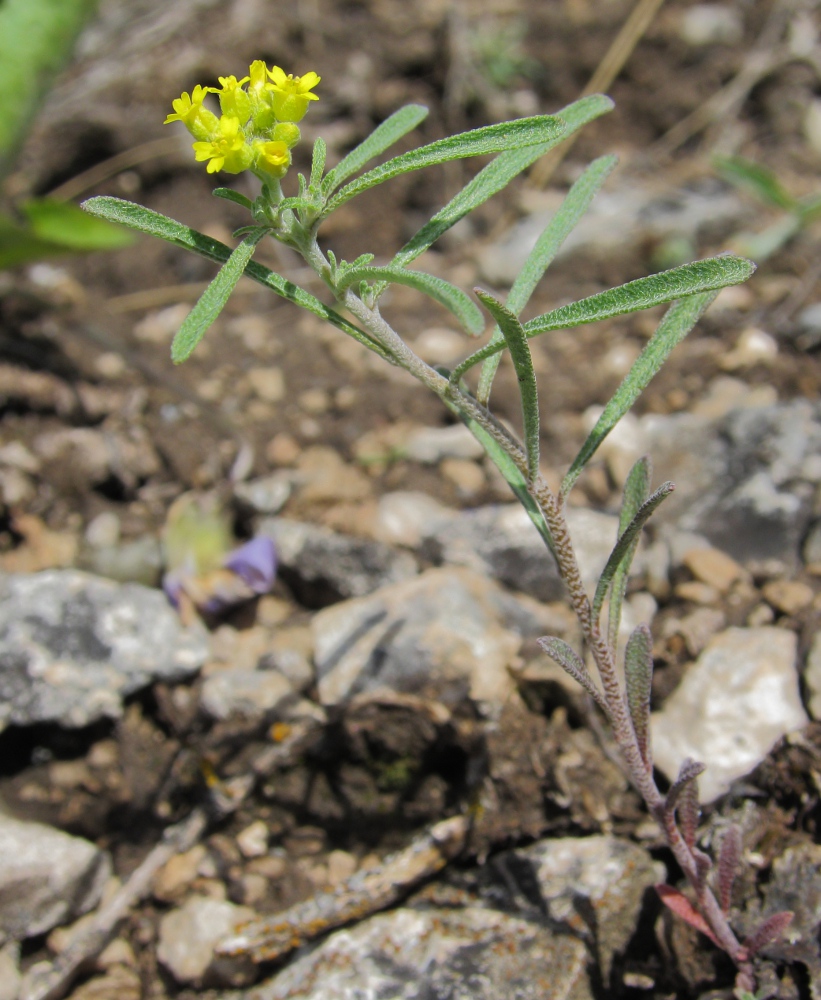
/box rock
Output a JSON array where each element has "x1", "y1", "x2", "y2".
[
  {"x1": 233, "y1": 473, "x2": 293, "y2": 515},
  {"x1": 0, "y1": 814, "x2": 110, "y2": 940},
  {"x1": 293, "y1": 446, "x2": 371, "y2": 504},
  {"x1": 682, "y1": 546, "x2": 745, "y2": 592},
  {"x1": 651, "y1": 627, "x2": 808, "y2": 801},
  {"x1": 0, "y1": 570, "x2": 207, "y2": 729},
  {"x1": 312, "y1": 566, "x2": 570, "y2": 709},
  {"x1": 258, "y1": 517, "x2": 417, "y2": 605},
  {"x1": 235, "y1": 821, "x2": 269, "y2": 859},
  {"x1": 678, "y1": 4, "x2": 744, "y2": 46},
  {"x1": 403, "y1": 424, "x2": 485, "y2": 464},
  {"x1": 247, "y1": 367, "x2": 285, "y2": 402},
  {"x1": 804, "y1": 520, "x2": 821, "y2": 567},
  {"x1": 803, "y1": 632, "x2": 821, "y2": 721},
  {"x1": 720, "y1": 327, "x2": 778, "y2": 371},
  {"x1": 762, "y1": 579, "x2": 815, "y2": 616},
  {"x1": 420, "y1": 503, "x2": 619, "y2": 602},
  {"x1": 373, "y1": 491, "x2": 455, "y2": 548},
  {"x1": 157, "y1": 896, "x2": 255, "y2": 987},
  {"x1": 753, "y1": 842, "x2": 821, "y2": 984},
  {"x1": 0, "y1": 943, "x2": 20, "y2": 1000},
  {"x1": 440, "y1": 457, "x2": 485, "y2": 497},
  {"x1": 509, "y1": 835, "x2": 661, "y2": 980},
  {"x1": 79, "y1": 537, "x2": 164, "y2": 587},
  {"x1": 252, "y1": 905, "x2": 592, "y2": 1000},
  {"x1": 60, "y1": 963, "x2": 141, "y2": 1000},
  {"x1": 262, "y1": 626, "x2": 315, "y2": 692},
  {"x1": 200, "y1": 668, "x2": 293, "y2": 721},
  {"x1": 663, "y1": 607, "x2": 726, "y2": 657},
  {"x1": 133, "y1": 303, "x2": 189, "y2": 343},
  {"x1": 408, "y1": 327, "x2": 470, "y2": 364},
  {"x1": 152, "y1": 846, "x2": 208, "y2": 904},
  {"x1": 690, "y1": 375, "x2": 777, "y2": 420}
]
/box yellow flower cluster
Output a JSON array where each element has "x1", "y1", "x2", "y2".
[{"x1": 165, "y1": 62, "x2": 320, "y2": 178}]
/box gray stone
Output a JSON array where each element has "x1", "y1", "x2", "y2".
[
  {"x1": 403, "y1": 424, "x2": 485, "y2": 464},
  {"x1": 0, "y1": 570, "x2": 208, "y2": 729},
  {"x1": 79, "y1": 536, "x2": 164, "y2": 587},
  {"x1": 233, "y1": 473, "x2": 293, "y2": 515},
  {"x1": 803, "y1": 631, "x2": 821, "y2": 721},
  {"x1": 651, "y1": 627, "x2": 807, "y2": 801},
  {"x1": 312, "y1": 566, "x2": 570, "y2": 709},
  {"x1": 251, "y1": 905, "x2": 592, "y2": 1000},
  {"x1": 373, "y1": 491, "x2": 452, "y2": 548},
  {"x1": 258, "y1": 518, "x2": 417, "y2": 606},
  {"x1": 157, "y1": 896, "x2": 255, "y2": 987},
  {"x1": 511, "y1": 835, "x2": 662, "y2": 980},
  {"x1": 0, "y1": 813, "x2": 111, "y2": 940},
  {"x1": 0, "y1": 942, "x2": 20, "y2": 1000},
  {"x1": 420, "y1": 503, "x2": 619, "y2": 602},
  {"x1": 200, "y1": 668, "x2": 294, "y2": 721}
]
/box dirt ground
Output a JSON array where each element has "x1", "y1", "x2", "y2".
[{"x1": 2, "y1": 0, "x2": 821, "y2": 997}]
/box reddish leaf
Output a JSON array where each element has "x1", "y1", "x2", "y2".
[
  {"x1": 655, "y1": 883, "x2": 722, "y2": 949},
  {"x1": 743, "y1": 911, "x2": 794, "y2": 957}
]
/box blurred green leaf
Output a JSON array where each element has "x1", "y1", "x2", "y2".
[{"x1": 714, "y1": 155, "x2": 797, "y2": 212}]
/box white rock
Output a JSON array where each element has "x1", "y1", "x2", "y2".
[
  {"x1": 157, "y1": 896, "x2": 255, "y2": 985},
  {"x1": 200, "y1": 668, "x2": 293, "y2": 721},
  {"x1": 0, "y1": 942, "x2": 21, "y2": 1000},
  {"x1": 679, "y1": 4, "x2": 743, "y2": 46},
  {"x1": 404, "y1": 424, "x2": 485, "y2": 464},
  {"x1": 236, "y1": 820, "x2": 270, "y2": 859},
  {"x1": 373, "y1": 491, "x2": 451, "y2": 547},
  {"x1": 0, "y1": 814, "x2": 111, "y2": 940},
  {"x1": 651, "y1": 627, "x2": 808, "y2": 801}
]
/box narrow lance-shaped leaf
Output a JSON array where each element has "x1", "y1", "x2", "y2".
[
  {"x1": 713, "y1": 155, "x2": 797, "y2": 212},
  {"x1": 449, "y1": 257, "x2": 754, "y2": 387},
  {"x1": 389, "y1": 94, "x2": 614, "y2": 273},
  {"x1": 310, "y1": 137, "x2": 327, "y2": 190},
  {"x1": 742, "y1": 912, "x2": 794, "y2": 958},
  {"x1": 656, "y1": 885, "x2": 723, "y2": 949},
  {"x1": 623, "y1": 624, "x2": 653, "y2": 767},
  {"x1": 80, "y1": 197, "x2": 397, "y2": 365},
  {"x1": 477, "y1": 153, "x2": 618, "y2": 405},
  {"x1": 475, "y1": 290, "x2": 540, "y2": 481},
  {"x1": 591, "y1": 481, "x2": 674, "y2": 622},
  {"x1": 717, "y1": 825, "x2": 741, "y2": 915},
  {"x1": 538, "y1": 636, "x2": 607, "y2": 711},
  {"x1": 607, "y1": 456, "x2": 652, "y2": 649},
  {"x1": 323, "y1": 115, "x2": 566, "y2": 218},
  {"x1": 212, "y1": 187, "x2": 254, "y2": 211},
  {"x1": 338, "y1": 264, "x2": 485, "y2": 336},
  {"x1": 560, "y1": 289, "x2": 719, "y2": 497},
  {"x1": 447, "y1": 394, "x2": 557, "y2": 561},
  {"x1": 171, "y1": 228, "x2": 268, "y2": 363},
  {"x1": 322, "y1": 104, "x2": 429, "y2": 196}
]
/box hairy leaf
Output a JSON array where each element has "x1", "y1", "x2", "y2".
[
  {"x1": 714, "y1": 155, "x2": 797, "y2": 212},
  {"x1": 81, "y1": 197, "x2": 396, "y2": 363},
  {"x1": 171, "y1": 228, "x2": 268, "y2": 363},
  {"x1": 478, "y1": 153, "x2": 618, "y2": 404},
  {"x1": 310, "y1": 137, "x2": 327, "y2": 189},
  {"x1": 475, "y1": 290, "x2": 540, "y2": 480},
  {"x1": 323, "y1": 115, "x2": 566, "y2": 217},
  {"x1": 339, "y1": 264, "x2": 484, "y2": 336},
  {"x1": 538, "y1": 636, "x2": 606, "y2": 710},
  {"x1": 717, "y1": 825, "x2": 741, "y2": 915},
  {"x1": 742, "y1": 911, "x2": 794, "y2": 958},
  {"x1": 212, "y1": 187, "x2": 254, "y2": 211},
  {"x1": 624, "y1": 624, "x2": 653, "y2": 767},
  {"x1": 322, "y1": 104, "x2": 429, "y2": 196},
  {"x1": 607, "y1": 456, "x2": 652, "y2": 647}
]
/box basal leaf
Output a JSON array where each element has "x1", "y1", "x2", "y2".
[
  {"x1": 624, "y1": 624, "x2": 653, "y2": 766},
  {"x1": 475, "y1": 290, "x2": 540, "y2": 481},
  {"x1": 339, "y1": 264, "x2": 485, "y2": 336},
  {"x1": 171, "y1": 228, "x2": 268, "y2": 363},
  {"x1": 323, "y1": 115, "x2": 566, "y2": 218},
  {"x1": 322, "y1": 104, "x2": 429, "y2": 196}
]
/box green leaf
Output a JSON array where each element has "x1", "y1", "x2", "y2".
[
  {"x1": 537, "y1": 636, "x2": 606, "y2": 710},
  {"x1": 561, "y1": 290, "x2": 719, "y2": 495},
  {"x1": 323, "y1": 115, "x2": 567, "y2": 218},
  {"x1": 607, "y1": 456, "x2": 651, "y2": 649},
  {"x1": 339, "y1": 264, "x2": 484, "y2": 336},
  {"x1": 310, "y1": 137, "x2": 327, "y2": 189},
  {"x1": 591, "y1": 481, "x2": 674, "y2": 622},
  {"x1": 212, "y1": 188, "x2": 254, "y2": 211},
  {"x1": 390, "y1": 95, "x2": 614, "y2": 272},
  {"x1": 477, "y1": 153, "x2": 618, "y2": 405},
  {"x1": 713, "y1": 155, "x2": 797, "y2": 212},
  {"x1": 81, "y1": 196, "x2": 396, "y2": 363},
  {"x1": 623, "y1": 623, "x2": 653, "y2": 766},
  {"x1": 322, "y1": 104, "x2": 429, "y2": 196},
  {"x1": 0, "y1": 0, "x2": 98, "y2": 175},
  {"x1": 171, "y1": 228, "x2": 268, "y2": 363},
  {"x1": 450, "y1": 256, "x2": 755, "y2": 385},
  {"x1": 475, "y1": 290, "x2": 540, "y2": 481}
]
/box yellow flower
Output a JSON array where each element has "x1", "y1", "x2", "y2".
[
  {"x1": 192, "y1": 116, "x2": 253, "y2": 174},
  {"x1": 164, "y1": 85, "x2": 218, "y2": 141},
  {"x1": 266, "y1": 66, "x2": 320, "y2": 123},
  {"x1": 212, "y1": 75, "x2": 251, "y2": 124},
  {"x1": 253, "y1": 139, "x2": 291, "y2": 179}
]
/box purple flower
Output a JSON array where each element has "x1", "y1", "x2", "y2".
[{"x1": 222, "y1": 535, "x2": 277, "y2": 594}]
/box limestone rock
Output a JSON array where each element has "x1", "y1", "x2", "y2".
[{"x1": 157, "y1": 896, "x2": 255, "y2": 987}]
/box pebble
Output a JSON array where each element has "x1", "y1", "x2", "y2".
[
  {"x1": 720, "y1": 327, "x2": 778, "y2": 370},
  {"x1": 132, "y1": 303, "x2": 189, "y2": 343},
  {"x1": 297, "y1": 388, "x2": 331, "y2": 414},
  {"x1": 673, "y1": 580, "x2": 721, "y2": 605},
  {"x1": 440, "y1": 457, "x2": 485, "y2": 496},
  {"x1": 0, "y1": 943, "x2": 20, "y2": 1000},
  {"x1": 157, "y1": 896, "x2": 256, "y2": 986},
  {"x1": 264, "y1": 626, "x2": 315, "y2": 691},
  {"x1": 802, "y1": 632, "x2": 821, "y2": 720},
  {"x1": 682, "y1": 546, "x2": 746, "y2": 592},
  {"x1": 80, "y1": 536, "x2": 164, "y2": 587},
  {"x1": 265, "y1": 432, "x2": 301, "y2": 466},
  {"x1": 0, "y1": 813, "x2": 111, "y2": 940},
  {"x1": 233, "y1": 472, "x2": 293, "y2": 514},
  {"x1": 247, "y1": 367, "x2": 285, "y2": 402},
  {"x1": 152, "y1": 845, "x2": 208, "y2": 903},
  {"x1": 200, "y1": 668, "x2": 293, "y2": 721},
  {"x1": 0, "y1": 569, "x2": 207, "y2": 729},
  {"x1": 236, "y1": 820, "x2": 270, "y2": 859},
  {"x1": 662, "y1": 607, "x2": 726, "y2": 657},
  {"x1": 326, "y1": 849, "x2": 358, "y2": 886},
  {"x1": 404, "y1": 424, "x2": 485, "y2": 464},
  {"x1": 0, "y1": 441, "x2": 40, "y2": 473},
  {"x1": 84, "y1": 512, "x2": 121, "y2": 549},
  {"x1": 372, "y1": 491, "x2": 451, "y2": 548},
  {"x1": 651, "y1": 627, "x2": 807, "y2": 801},
  {"x1": 762, "y1": 579, "x2": 814, "y2": 616},
  {"x1": 805, "y1": 99, "x2": 821, "y2": 158},
  {"x1": 61, "y1": 963, "x2": 141, "y2": 1000},
  {"x1": 294, "y1": 446, "x2": 372, "y2": 504},
  {"x1": 678, "y1": 4, "x2": 744, "y2": 46},
  {"x1": 408, "y1": 327, "x2": 469, "y2": 364}
]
